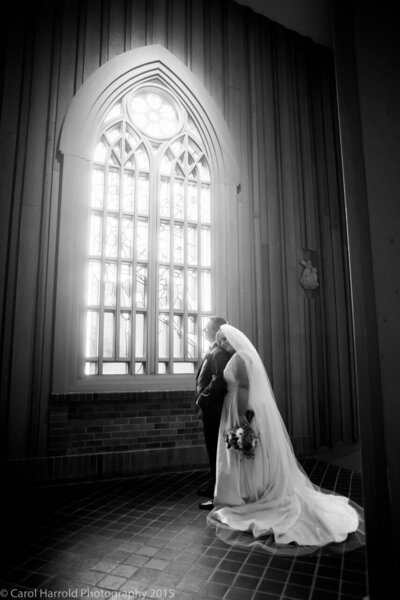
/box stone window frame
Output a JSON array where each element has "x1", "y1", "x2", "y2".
[{"x1": 54, "y1": 44, "x2": 238, "y2": 392}]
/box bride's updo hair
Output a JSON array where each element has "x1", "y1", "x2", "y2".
[{"x1": 216, "y1": 324, "x2": 236, "y2": 350}]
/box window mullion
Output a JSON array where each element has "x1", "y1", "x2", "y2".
[
  {"x1": 196, "y1": 174, "x2": 201, "y2": 366},
  {"x1": 132, "y1": 161, "x2": 138, "y2": 374},
  {"x1": 169, "y1": 181, "x2": 174, "y2": 373},
  {"x1": 147, "y1": 156, "x2": 158, "y2": 375},
  {"x1": 116, "y1": 158, "x2": 123, "y2": 370},
  {"x1": 98, "y1": 166, "x2": 107, "y2": 374},
  {"x1": 183, "y1": 149, "x2": 189, "y2": 365}
]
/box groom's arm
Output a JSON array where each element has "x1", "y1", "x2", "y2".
[{"x1": 196, "y1": 350, "x2": 229, "y2": 410}]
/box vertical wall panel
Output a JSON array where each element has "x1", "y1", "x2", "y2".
[
  {"x1": 130, "y1": 0, "x2": 149, "y2": 48},
  {"x1": 83, "y1": 0, "x2": 102, "y2": 80},
  {"x1": 152, "y1": 0, "x2": 168, "y2": 47},
  {"x1": 0, "y1": 0, "x2": 357, "y2": 459},
  {"x1": 108, "y1": 0, "x2": 127, "y2": 57},
  {"x1": 7, "y1": 2, "x2": 55, "y2": 456},
  {"x1": 189, "y1": 0, "x2": 205, "y2": 83},
  {"x1": 0, "y1": 9, "x2": 28, "y2": 456},
  {"x1": 170, "y1": 0, "x2": 187, "y2": 65}
]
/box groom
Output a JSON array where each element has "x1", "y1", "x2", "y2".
[{"x1": 195, "y1": 316, "x2": 230, "y2": 510}]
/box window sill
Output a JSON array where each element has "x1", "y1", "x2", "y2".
[{"x1": 53, "y1": 374, "x2": 196, "y2": 394}]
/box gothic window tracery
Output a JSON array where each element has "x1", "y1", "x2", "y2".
[{"x1": 85, "y1": 85, "x2": 212, "y2": 376}]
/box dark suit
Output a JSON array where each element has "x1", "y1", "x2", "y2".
[{"x1": 195, "y1": 343, "x2": 231, "y2": 488}]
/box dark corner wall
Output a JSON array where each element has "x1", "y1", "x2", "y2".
[
  {"x1": 1, "y1": 0, "x2": 356, "y2": 482},
  {"x1": 332, "y1": 0, "x2": 400, "y2": 596}
]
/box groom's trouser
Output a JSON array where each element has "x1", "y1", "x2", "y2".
[{"x1": 202, "y1": 413, "x2": 221, "y2": 490}]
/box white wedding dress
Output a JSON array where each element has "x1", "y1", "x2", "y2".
[{"x1": 207, "y1": 325, "x2": 364, "y2": 555}]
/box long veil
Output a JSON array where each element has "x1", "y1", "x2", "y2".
[{"x1": 207, "y1": 324, "x2": 365, "y2": 555}]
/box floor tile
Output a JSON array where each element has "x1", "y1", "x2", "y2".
[{"x1": 2, "y1": 461, "x2": 367, "y2": 600}]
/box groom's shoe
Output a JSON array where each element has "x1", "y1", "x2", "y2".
[
  {"x1": 196, "y1": 484, "x2": 214, "y2": 496},
  {"x1": 199, "y1": 499, "x2": 214, "y2": 510}
]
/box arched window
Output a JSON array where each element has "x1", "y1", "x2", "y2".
[
  {"x1": 55, "y1": 45, "x2": 237, "y2": 392},
  {"x1": 85, "y1": 85, "x2": 212, "y2": 376}
]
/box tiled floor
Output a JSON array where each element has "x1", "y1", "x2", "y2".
[{"x1": 1, "y1": 459, "x2": 367, "y2": 599}]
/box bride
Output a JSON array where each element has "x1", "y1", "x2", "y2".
[{"x1": 207, "y1": 324, "x2": 364, "y2": 554}]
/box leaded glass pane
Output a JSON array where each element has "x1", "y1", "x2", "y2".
[
  {"x1": 109, "y1": 152, "x2": 119, "y2": 166},
  {"x1": 136, "y1": 265, "x2": 147, "y2": 307},
  {"x1": 114, "y1": 141, "x2": 123, "y2": 162},
  {"x1": 136, "y1": 218, "x2": 148, "y2": 259},
  {"x1": 201, "y1": 270, "x2": 211, "y2": 311},
  {"x1": 173, "y1": 269, "x2": 184, "y2": 309},
  {"x1": 160, "y1": 117, "x2": 178, "y2": 137},
  {"x1": 88, "y1": 260, "x2": 101, "y2": 305},
  {"x1": 129, "y1": 90, "x2": 180, "y2": 140},
  {"x1": 94, "y1": 140, "x2": 107, "y2": 163},
  {"x1": 201, "y1": 227, "x2": 211, "y2": 266},
  {"x1": 103, "y1": 312, "x2": 115, "y2": 357},
  {"x1": 136, "y1": 266, "x2": 147, "y2": 307},
  {"x1": 174, "y1": 163, "x2": 184, "y2": 178},
  {"x1": 160, "y1": 180, "x2": 170, "y2": 217},
  {"x1": 105, "y1": 216, "x2": 118, "y2": 257},
  {"x1": 120, "y1": 263, "x2": 132, "y2": 308},
  {"x1": 159, "y1": 222, "x2": 170, "y2": 262},
  {"x1": 173, "y1": 224, "x2": 184, "y2": 263},
  {"x1": 174, "y1": 181, "x2": 184, "y2": 219},
  {"x1": 107, "y1": 124, "x2": 121, "y2": 144},
  {"x1": 188, "y1": 225, "x2": 198, "y2": 265},
  {"x1": 135, "y1": 313, "x2": 145, "y2": 357},
  {"x1": 125, "y1": 156, "x2": 134, "y2": 170},
  {"x1": 123, "y1": 173, "x2": 134, "y2": 212},
  {"x1": 86, "y1": 311, "x2": 99, "y2": 357},
  {"x1": 187, "y1": 315, "x2": 197, "y2": 359},
  {"x1": 173, "y1": 315, "x2": 183, "y2": 358},
  {"x1": 125, "y1": 124, "x2": 139, "y2": 148},
  {"x1": 85, "y1": 362, "x2": 98, "y2": 375},
  {"x1": 199, "y1": 157, "x2": 210, "y2": 183},
  {"x1": 187, "y1": 183, "x2": 198, "y2": 221},
  {"x1": 200, "y1": 186, "x2": 211, "y2": 223},
  {"x1": 187, "y1": 269, "x2": 198, "y2": 311},
  {"x1": 137, "y1": 176, "x2": 149, "y2": 214},
  {"x1": 103, "y1": 362, "x2": 128, "y2": 374},
  {"x1": 173, "y1": 363, "x2": 195, "y2": 374},
  {"x1": 107, "y1": 171, "x2": 119, "y2": 211},
  {"x1": 170, "y1": 138, "x2": 184, "y2": 157},
  {"x1": 121, "y1": 218, "x2": 133, "y2": 259},
  {"x1": 158, "y1": 314, "x2": 169, "y2": 358},
  {"x1": 160, "y1": 154, "x2": 172, "y2": 176},
  {"x1": 159, "y1": 266, "x2": 170, "y2": 309},
  {"x1": 201, "y1": 315, "x2": 210, "y2": 356},
  {"x1": 136, "y1": 145, "x2": 149, "y2": 171},
  {"x1": 119, "y1": 313, "x2": 131, "y2": 358},
  {"x1": 89, "y1": 214, "x2": 102, "y2": 256},
  {"x1": 92, "y1": 169, "x2": 104, "y2": 208},
  {"x1": 104, "y1": 262, "x2": 117, "y2": 306}
]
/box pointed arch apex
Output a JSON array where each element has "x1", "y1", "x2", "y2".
[{"x1": 60, "y1": 44, "x2": 239, "y2": 182}]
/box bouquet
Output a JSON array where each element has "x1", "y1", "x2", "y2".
[{"x1": 225, "y1": 411, "x2": 259, "y2": 459}]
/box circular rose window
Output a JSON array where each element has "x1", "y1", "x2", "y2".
[{"x1": 128, "y1": 87, "x2": 181, "y2": 140}]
